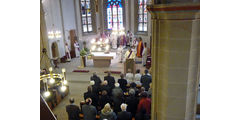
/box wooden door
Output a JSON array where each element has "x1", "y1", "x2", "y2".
[{"x1": 69, "y1": 30, "x2": 77, "y2": 58}]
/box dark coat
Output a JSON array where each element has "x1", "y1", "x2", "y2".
[
  {"x1": 66, "y1": 104, "x2": 80, "y2": 120},
  {"x1": 112, "y1": 96, "x2": 124, "y2": 114},
  {"x1": 118, "y1": 79, "x2": 128, "y2": 92},
  {"x1": 140, "y1": 75, "x2": 152, "y2": 91},
  {"x1": 91, "y1": 75, "x2": 102, "y2": 87},
  {"x1": 84, "y1": 91, "x2": 98, "y2": 107},
  {"x1": 104, "y1": 75, "x2": 115, "y2": 89},
  {"x1": 125, "y1": 95, "x2": 139, "y2": 117},
  {"x1": 117, "y1": 111, "x2": 132, "y2": 120},
  {"x1": 100, "y1": 85, "x2": 111, "y2": 96},
  {"x1": 98, "y1": 95, "x2": 112, "y2": 110},
  {"x1": 82, "y1": 104, "x2": 97, "y2": 120}
]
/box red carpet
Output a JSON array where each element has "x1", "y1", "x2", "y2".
[
  {"x1": 104, "y1": 71, "x2": 122, "y2": 74},
  {"x1": 72, "y1": 70, "x2": 89, "y2": 73}
]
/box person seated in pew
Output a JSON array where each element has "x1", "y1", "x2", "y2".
[
  {"x1": 66, "y1": 98, "x2": 81, "y2": 120},
  {"x1": 134, "y1": 69, "x2": 142, "y2": 86},
  {"x1": 118, "y1": 74, "x2": 128, "y2": 92},
  {"x1": 82, "y1": 98, "x2": 97, "y2": 120},
  {"x1": 140, "y1": 69, "x2": 152, "y2": 91},
  {"x1": 125, "y1": 89, "x2": 139, "y2": 118},
  {"x1": 100, "y1": 80, "x2": 111, "y2": 96},
  {"x1": 126, "y1": 69, "x2": 134, "y2": 84},
  {"x1": 98, "y1": 90, "x2": 112, "y2": 111},
  {"x1": 117, "y1": 103, "x2": 132, "y2": 120},
  {"x1": 84, "y1": 85, "x2": 98, "y2": 108},
  {"x1": 99, "y1": 103, "x2": 117, "y2": 120}
]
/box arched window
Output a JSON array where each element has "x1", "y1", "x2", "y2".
[
  {"x1": 107, "y1": 0, "x2": 123, "y2": 30},
  {"x1": 138, "y1": 0, "x2": 148, "y2": 32},
  {"x1": 80, "y1": 0, "x2": 92, "y2": 33}
]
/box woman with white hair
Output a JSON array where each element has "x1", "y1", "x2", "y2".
[
  {"x1": 99, "y1": 103, "x2": 117, "y2": 120},
  {"x1": 117, "y1": 103, "x2": 132, "y2": 120}
]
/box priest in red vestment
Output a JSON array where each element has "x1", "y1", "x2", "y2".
[{"x1": 137, "y1": 37, "x2": 144, "y2": 57}]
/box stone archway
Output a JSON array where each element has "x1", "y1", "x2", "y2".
[{"x1": 51, "y1": 42, "x2": 59, "y2": 58}]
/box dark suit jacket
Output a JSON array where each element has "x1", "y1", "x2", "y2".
[
  {"x1": 82, "y1": 104, "x2": 97, "y2": 120},
  {"x1": 118, "y1": 79, "x2": 127, "y2": 92},
  {"x1": 84, "y1": 91, "x2": 98, "y2": 107},
  {"x1": 98, "y1": 95, "x2": 112, "y2": 110},
  {"x1": 140, "y1": 75, "x2": 152, "y2": 91},
  {"x1": 117, "y1": 111, "x2": 132, "y2": 120},
  {"x1": 66, "y1": 104, "x2": 80, "y2": 120},
  {"x1": 104, "y1": 76, "x2": 115, "y2": 89},
  {"x1": 91, "y1": 75, "x2": 102, "y2": 87},
  {"x1": 126, "y1": 95, "x2": 139, "y2": 117},
  {"x1": 100, "y1": 85, "x2": 111, "y2": 96}
]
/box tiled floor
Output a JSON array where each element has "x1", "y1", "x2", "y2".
[{"x1": 52, "y1": 52, "x2": 146, "y2": 120}]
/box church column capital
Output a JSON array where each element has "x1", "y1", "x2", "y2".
[{"x1": 147, "y1": 2, "x2": 200, "y2": 20}]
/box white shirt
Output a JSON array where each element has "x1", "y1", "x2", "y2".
[
  {"x1": 126, "y1": 73, "x2": 134, "y2": 83},
  {"x1": 65, "y1": 45, "x2": 70, "y2": 53},
  {"x1": 134, "y1": 73, "x2": 142, "y2": 85}
]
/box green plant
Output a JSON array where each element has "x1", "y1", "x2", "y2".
[{"x1": 80, "y1": 49, "x2": 87, "y2": 56}]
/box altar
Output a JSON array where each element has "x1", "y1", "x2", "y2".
[{"x1": 91, "y1": 52, "x2": 116, "y2": 67}]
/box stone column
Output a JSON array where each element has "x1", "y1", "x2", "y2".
[
  {"x1": 40, "y1": 1, "x2": 51, "y2": 69},
  {"x1": 147, "y1": 2, "x2": 200, "y2": 120}
]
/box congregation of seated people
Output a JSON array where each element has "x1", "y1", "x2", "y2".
[{"x1": 66, "y1": 69, "x2": 152, "y2": 120}]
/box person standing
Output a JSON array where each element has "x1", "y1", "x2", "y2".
[
  {"x1": 126, "y1": 69, "x2": 134, "y2": 84},
  {"x1": 99, "y1": 103, "x2": 117, "y2": 120},
  {"x1": 66, "y1": 98, "x2": 80, "y2": 120},
  {"x1": 136, "y1": 37, "x2": 144, "y2": 57},
  {"x1": 134, "y1": 69, "x2": 142, "y2": 86},
  {"x1": 136, "y1": 92, "x2": 151, "y2": 120},
  {"x1": 82, "y1": 98, "x2": 97, "y2": 120},
  {"x1": 125, "y1": 89, "x2": 139, "y2": 118},
  {"x1": 104, "y1": 71, "x2": 116, "y2": 91},
  {"x1": 140, "y1": 70, "x2": 152, "y2": 91},
  {"x1": 65, "y1": 43, "x2": 71, "y2": 62},
  {"x1": 117, "y1": 103, "x2": 132, "y2": 120},
  {"x1": 118, "y1": 74, "x2": 128, "y2": 92},
  {"x1": 74, "y1": 40, "x2": 80, "y2": 57},
  {"x1": 84, "y1": 86, "x2": 98, "y2": 108},
  {"x1": 142, "y1": 42, "x2": 148, "y2": 66}
]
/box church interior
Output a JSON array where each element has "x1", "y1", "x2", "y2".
[{"x1": 40, "y1": 0, "x2": 200, "y2": 120}]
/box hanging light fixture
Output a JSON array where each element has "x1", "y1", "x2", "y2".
[
  {"x1": 48, "y1": 24, "x2": 62, "y2": 39},
  {"x1": 40, "y1": 67, "x2": 68, "y2": 98}
]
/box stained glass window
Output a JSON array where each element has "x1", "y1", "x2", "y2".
[
  {"x1": 138, "y1": 0, "x2": 148, "y2": 32},
  {"x1": 81, "y1": 0, "x2": 92, "y2": 33},
  {"x1": 107, "y1": 0, "x2": 123, "y2": 30}
]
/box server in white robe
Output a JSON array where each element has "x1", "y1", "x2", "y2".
[
  {"x1": 74, "y1": 40, "x2": 80, "y2": 57},
  {"x1": 65, "y1": 43, "x2": 71, "y2": 61},
  {"x1": 142, "y1": 42, "x2": 148, "y2": 66}
]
